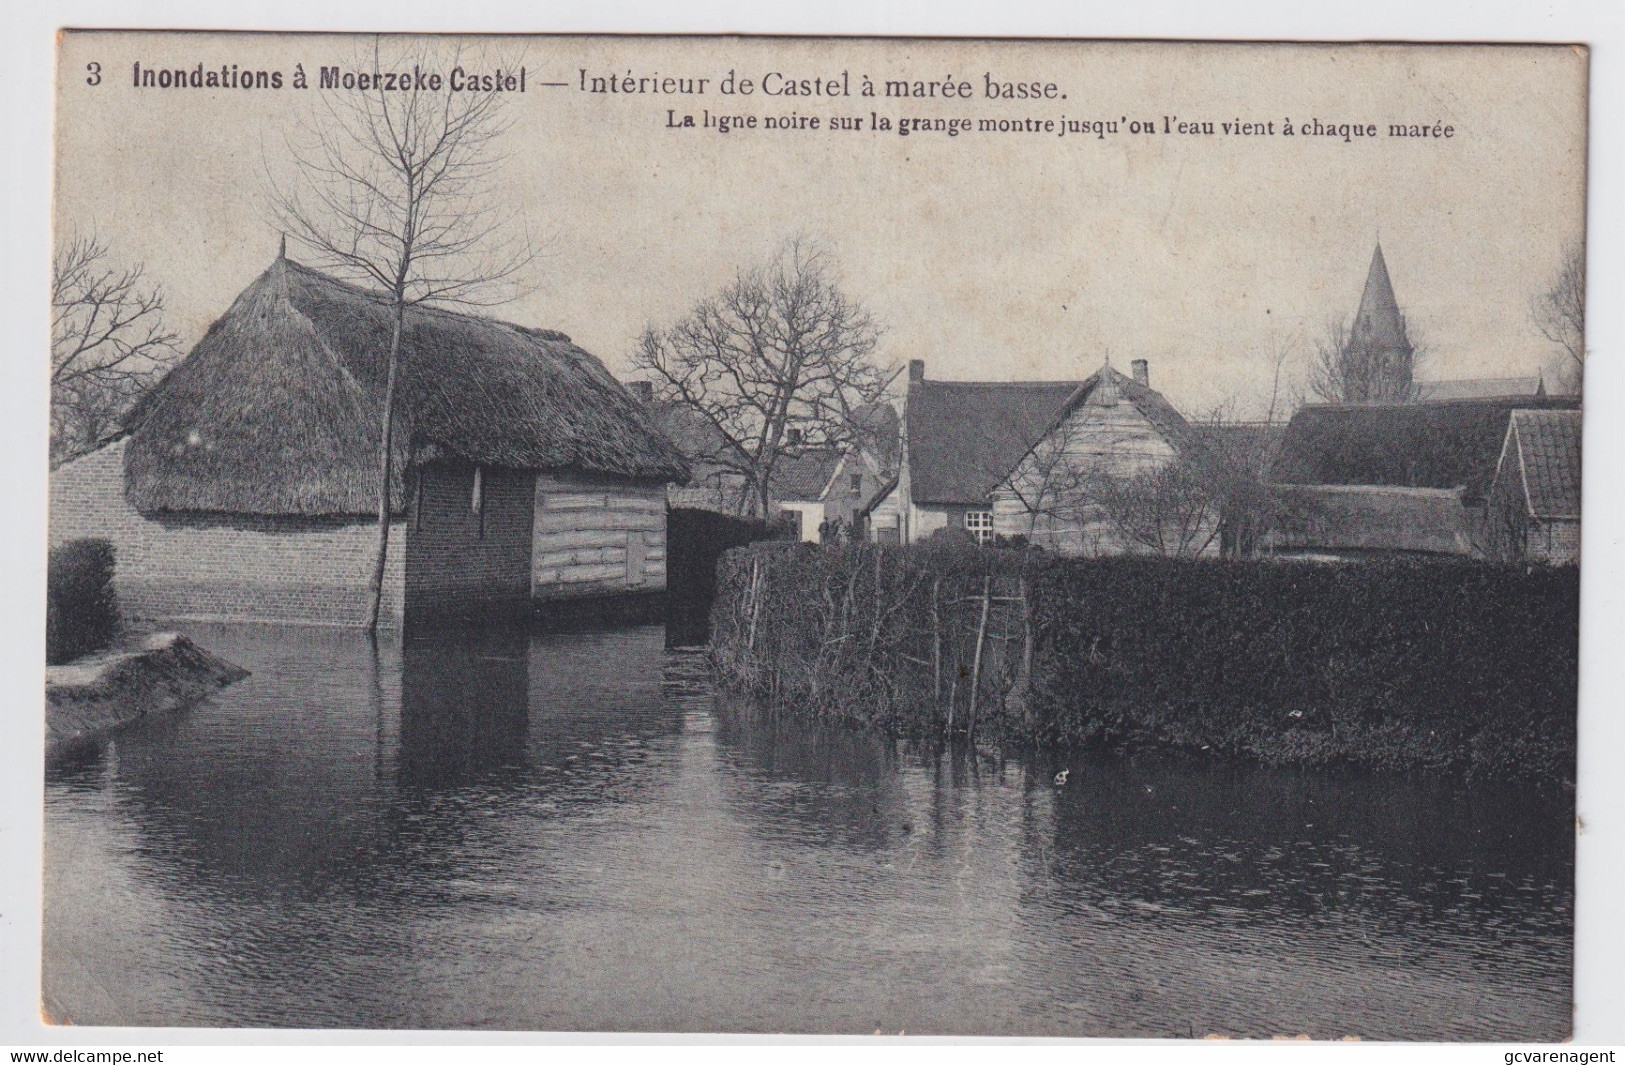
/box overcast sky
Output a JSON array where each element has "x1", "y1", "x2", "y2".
[{"x1": 55, "y1": 34, "x2": 1587, "y2": 419}]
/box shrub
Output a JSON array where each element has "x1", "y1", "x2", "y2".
[
  {"x1": 711, "y1": 546, "x2": 1579, "y2": 781},
  {"x1": 47, "y1": 538, "x2": 119, "y2": 665}
]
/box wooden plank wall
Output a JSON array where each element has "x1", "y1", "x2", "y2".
[
  {"x1": 532, "y1": 476, "x2": 668, "y2": 599},
  {"x1": 994, "y1": 400, "x2": 1202, "y2": 555}
]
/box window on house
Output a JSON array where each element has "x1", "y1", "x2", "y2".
[
  {"x1": 850, "y1": 472, "x2": 863, "y2": 495},
  {"x1": 471, "y1": 466, "x2": 485, "y2": 539},
  {"x1": 964, "y1": 510, "x2": 994, "y2": 544}
]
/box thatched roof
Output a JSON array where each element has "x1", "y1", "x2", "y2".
[
  {"x1": 1270, "y1": 484, "x2": 1475, "y2": 557},
  {"x1": 907, "y1": 363, "x2": 1196, "y2": 506},
  {"x1": 1271, "y1": 396, "x2": 1580, "y2": 503},
  {"x1": 906, "y1": 378, "x2": 1078, "y2": 505},
  {"x1": 122, "y1": 257, "x2": 689, "y2": 516},
  {"x1": 1416, "y1": 376, "x2": 1549, "y2": 401}
]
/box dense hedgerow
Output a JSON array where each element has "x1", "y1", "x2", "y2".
[
  {"x1": 47, "y1": 538, "x2": 120, "y2": 665},
  {"x1": 711, "y1": 545, "x2": 1578, "y2": 782}
]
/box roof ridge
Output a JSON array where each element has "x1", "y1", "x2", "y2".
[
  {"x1": 277, "y1": 268, "x2": 370, "y2": 426},
  {"x1": 918, "y1": 378, "x2": 1082, "y2": 388}
]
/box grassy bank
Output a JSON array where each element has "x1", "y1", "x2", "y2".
[{"x1": 710, "y1": 545, "x2": 1577, "y2": 783}]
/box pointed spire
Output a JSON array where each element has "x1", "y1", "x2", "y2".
[
  {"x1": 278, "y1": 232, "x2": 287, "y2": 260},
  {"x1": 1352, "y1": 243, "x2": 1409, "y2": 350},
  {"x1": 1536, "y1": 372, "x2": 1547, "y2": 398}
]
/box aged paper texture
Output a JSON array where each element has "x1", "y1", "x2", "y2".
[{"x1": 43, "y1": 32, "x2": 1585, "y2": 1039}]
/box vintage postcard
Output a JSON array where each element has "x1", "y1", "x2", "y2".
[{"x1": 42, "y1": 31, "x2": 1585, "y2": 1040}]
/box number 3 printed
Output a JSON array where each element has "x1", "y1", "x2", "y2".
[{"x1": 85, "y1": 62, "x2": 101, "y2": 86}]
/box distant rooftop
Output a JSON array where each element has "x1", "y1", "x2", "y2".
[{"x1": 1415, "y1": 377, "x2": 1558, "y2": 402}]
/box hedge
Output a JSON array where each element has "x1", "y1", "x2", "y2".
[
  {"x1": 710, "y1": 545, "x2": 1578, "y2": 782},
  {"x1": 47, "y1": 538, "x2": 120, "y2": 665}
]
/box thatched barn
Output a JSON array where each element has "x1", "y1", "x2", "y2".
[{"x1": 49, "y1": 253, "x2": 689, "y2": 628}]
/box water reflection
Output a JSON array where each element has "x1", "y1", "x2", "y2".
[
  {"x1": 44, "y1": 624, "x2": 1571, "y2": 1038},
  {"x1": 399, "y1": 634, "x2": 530, "y2": 789}
]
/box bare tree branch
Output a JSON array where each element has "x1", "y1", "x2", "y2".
[
  {"x1": 50, "y1": 233, "x2": 179, "y2": 463},
  {"x1": 632, "y1": 237, "x2": 889, "y2": 518},
  {"x1": 262, "y1": 35, "x2": 536, "y2": 632},
  {"x1": 1307, "y1": 316, "x2": 1423, "y2": 405},
  {"x1": 1532, "y1": 241, "x2": 1585, "y2": 392}
]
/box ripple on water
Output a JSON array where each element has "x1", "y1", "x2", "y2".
[{"x1": 44, "y1": 623, "x2": 1572, "y2": 1038}]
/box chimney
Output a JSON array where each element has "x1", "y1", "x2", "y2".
[
  {"x1": 908, "y1": 359, "x2": 925, "y2": 384},
  {"x1": 786, "y1": 427, "x2": 804, "y2": 446},
  {"x1": 1131, "y1": 359, "x2": 1149, "y2": 387},
  {"x1": 628, "y1": 381, "x2": 653, "y2": 404}
]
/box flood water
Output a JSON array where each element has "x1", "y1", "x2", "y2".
[{"x1": 44, "y1": 624, "x2": 1572, "y2": 1038}]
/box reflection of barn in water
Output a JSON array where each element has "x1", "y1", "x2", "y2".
[{"x1": 397, "y1": 635, "x2": 531, "y2": 789}]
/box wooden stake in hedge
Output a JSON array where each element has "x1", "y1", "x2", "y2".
[
  {"x1": 1017, "y1": 575, "x2": 1034, "y2": 731},
  {"x1": 969, "y1": 575, "x2": 992, "y2": 741},
  {"x1": 931, "y1": 576, "x2": 943, "y2": 711}
]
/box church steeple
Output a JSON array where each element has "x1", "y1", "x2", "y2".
[
  {"x1": 1341, "y1": 243, "x2": 1416, "y2": 403},
  {"x1": 1353, "y1": 243, "x2": 1409, "y2": 350}
]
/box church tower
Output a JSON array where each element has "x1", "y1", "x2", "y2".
[{"x1": 1343, "y1": 244, "x2": 1415, "y2": 402}]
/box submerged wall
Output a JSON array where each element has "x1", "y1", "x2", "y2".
[
  {"x1": 50, "y1": 441, "x2": 407, "y2": 627},
  {"x1": 405, "y1": 461, "x2": 535, "y2": 625},
  {"x1": 46, "y1": 632, "x2": 248, "y2": 750}
]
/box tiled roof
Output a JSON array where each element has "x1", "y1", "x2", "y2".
[
  {"x1": 768, "y1": 449, "x2": 842, "y2": 501},
  {"x1": 1507, "y1": 409, "x2": 1581, "y2": 519},
  {"x1": 1272, "y1": 396, "x2": 1580, "y2": 501}
]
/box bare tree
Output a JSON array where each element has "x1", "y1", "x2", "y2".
[
  {"x1": 1198, "y1": 336, "x2": 1299, "y2": 556},
  {"x1": 51, "y1": 234, "x2": 179, "y2": 463},
  {"x1": 1532, "y1": 242, "x2": 1585, "y2": 392},
  {"x1": 1000, "y1": 412, "x2": 1226, "y2": 557},
  {"x1": 632, "y1": 237, "x2": 887, "y2": 518},
  {"x1": 1308, "y1": 316, "x2": 1423, "y2": 404},
  {"x1": 999, "y1": 414, "x2": 1103, "y2": 548},
  {"x1": 267, "y1": 37, "x2": 533, "y2": 633},
  {"x1": 1084, "y1": 460, "x2": 1224, "y2": 558}
]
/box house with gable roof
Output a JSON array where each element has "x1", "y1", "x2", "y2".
[
  {"x1": 1262, "y1": 243, "x2": 1581, "y2": 561},
  {"x1": 1267, "y1": 395, "x2": 1580, "y2": 560},
  {"x1": 1485, "y1": 409, "x2": 1581, "y2": 563},
  {"x1": 863, "y1": 357, "x2": 1213, "y2": 554}
]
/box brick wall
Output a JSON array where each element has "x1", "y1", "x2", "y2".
[
  {"x1": 1534, "y1": 519, "x2": 1580, "y2": 565},
  {"x1": 404, "y1": 462, "x2": 535, "y2": 624},
  {"x1": 48, "y1": 439, "x2": 406, "y2": 626},
  {"x1": 50, "y1": 441, "x2": 675, "y2": 627},
  {"x1": 532, "y1": 475, "x2": 667, "y2": 600}
]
